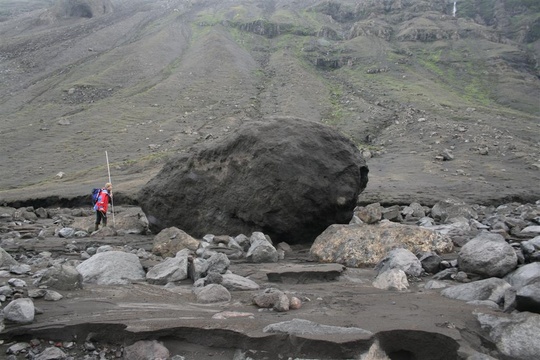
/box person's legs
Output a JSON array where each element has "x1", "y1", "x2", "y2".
[
  {"x1": 95, "y1": 211, "x2": 106, "y2": 231},
  {"x1": 95, "y1": 211, "x2": 101, "y2": 231}
]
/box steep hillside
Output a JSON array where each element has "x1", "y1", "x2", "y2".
[{"x1": 0, "y1": 0, "x2": 538, "y2": 206}]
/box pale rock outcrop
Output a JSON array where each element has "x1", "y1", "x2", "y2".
[{"x1": 310, "y1": 221, "x2": 453, "y2": 267}]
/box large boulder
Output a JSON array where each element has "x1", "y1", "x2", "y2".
[{"x1": 139, "y1": 117, "x2": 369, "y2": 243}]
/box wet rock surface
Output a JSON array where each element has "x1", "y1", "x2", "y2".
[{"x1": 0, "y1": 201, "x2": 539, "y2": 359}]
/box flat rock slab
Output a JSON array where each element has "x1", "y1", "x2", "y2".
[{"x1": 266, "y1": 263, "x2": 345, "y2": 284}]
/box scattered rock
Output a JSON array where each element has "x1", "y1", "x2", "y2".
[
  {"x1": 37, "y1": 264, "x2": 83, "y2": 290},
  {"x1": 458, "y1": 232, "x2": 518, "y2": 278},
  {"x1": 76, "y1": 251, "x2": 146, "y2": 285},
  {"x1": 372, "y1": 269, "x2": 409, "y2": 291},
  {"x1": 3, "y1": 298, "x2": 35, "y2": 324},
  {"x1": 375, "y1": 248, "x2": 423, "y2": 277},
  {"x1": 193, "y1": 284, "x2": 231, "y2": 303},
  {"x1": 123, "y1": 340, "x2": 170, "y2": 360},
  {"x1": 441, "y1": 278, "x2": 512, "y2": 306},
  {"x1": 253, "y1": 288, "x2": 290, "y2": 312},
  {"x1": 146, "y1": 249, "x2": 190, "y2": 285},
  {"x1": 475, "y1": 311, "x2": 540, "y2": 360}
]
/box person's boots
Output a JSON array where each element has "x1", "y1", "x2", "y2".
[{"x1": 94, "y1": 224, "x2": 99, "y2": 232}]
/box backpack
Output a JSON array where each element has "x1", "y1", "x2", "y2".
[{"x1": 91, "y1": 188, "x2": 101, "y2": 205}]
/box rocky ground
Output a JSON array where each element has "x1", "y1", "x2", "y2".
[{"x1": 0, "y1": 200, "x2": 539, "y2": 360}]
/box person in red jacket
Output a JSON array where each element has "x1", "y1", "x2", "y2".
[{"x1": 94, "y1": 182, "x2": 112, "y2": 231}]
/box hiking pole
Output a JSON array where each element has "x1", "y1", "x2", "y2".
[{"x1": 105, "y1": 151, "x2": 116, "y2": 227}]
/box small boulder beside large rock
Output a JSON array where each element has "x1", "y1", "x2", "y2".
[{"x1": 310, "y1": 221, "x2": 453, "y2": 267}]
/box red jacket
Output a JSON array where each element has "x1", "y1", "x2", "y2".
[{"x1": 94, "y1": 189, "x2": 111, "y2": 213}]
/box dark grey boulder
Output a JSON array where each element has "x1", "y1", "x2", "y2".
[{"x1": 139, "y1": 117, "x2": 368, "y2": 243}]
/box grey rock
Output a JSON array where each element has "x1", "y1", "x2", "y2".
[
  {"x1": 375, "y1": 248, "x2": 423, "y2": 277},
  {"x1": 475, "y1": 311, "x2": 540, "y2": 360},
  {"x1": 206, "y1": 252, "x2": 230, "y2": 274},
  {"x1": 9, "y1": 264, "x2": 31, "y2": 275},
  {"x1": 431, "y1": 200, "x2": 478, "y2": 223},
  {"x1": 27, "y1": 289, "x2": 47, "y2": 298},
  {"x1": 521, "y1": 225, "x2": 540, "y2": 234},
  {"x1": 96, "y1": 245, "x2": 114, "y2": 253},
  {"x1": 424, "y1": 280, "x2": 449, "y2": 290},
  {"x1": 189, "y1": 257, "x2": 209, "y2": 282},
  {"x1": 419, "y1": 251, "x2": 442, "y2": 274},
  {"x1": 34, "y1": 347, "x2": 67, "y2": 360},
  {"x1": 402, "y1": 202, "x2": 425, "y2": 218},
  {"x1": 504, "y1": 262, "x2": 540, "y2": 290},
  {"x1": 246, "y1": 232, "x2": 278, "y2": 263},
  {"x1": 252, "y1": 288, "x2": 289, "y2": 311},
  {"x1": 221, "y1": 273, "x2": 259, "y2": 291},
  {"x1": 146, "y1": 249, "x2": 189, "y2": 285},
  {"x1": 382, "y1": 205, "x2": 403, "y2": 222},
  {"x1": 0, "y1": 247, "x2": 18, "y2": 267},
  {"x1": 194, "y1": 284, "x2": 231, "y2": 304},
  {"x1": 202, "y1": 271, "x2": 223, "y2": 286},
  {"x1": 433, "y1": 268, "x2": 458, "y2": 280},
  {"x1": 263, "y1": 318, "x2": 372, "y2": 336},
  {"x1": 8, "y1": 278, "x2": 27, "y2": 287},
  {"x1": 233, "y1": 234, "x2": 251, "y2": 252},
  {"x1": 152, "y1": 227, "x2": 199, "y2": 257},
  {"x1": 58, "y1": 227, "x2": 75, "y2": 238},
  {"x1": 123, "y1": 340, "x2": 170, "y2": 360},
  {"x1": 441, "y1": 278, "x2": 512, "y2": 305},
  {"x1": 458, "y1": 233, "x2": 517, "y2": 278},
  {"x1": 76, "y1": 251, "x2": 145, "y2": 285},
  {"x1": 0, "y1": 285, "x2": 14, "y2": 297},
  {"x1": 44, "y1": 290, "x2": 63, "y2": 301},
  {"x1": 372, "y1": 269, "x2": 409, "y2": 291},
  {"x1": 6, "y1": 342, "x2": 30, "y2": 355},
  {"x1": 520, "y1": 236, "x2": 540, "y2": 256},
  {"x1": 3, "y1": 298, "x2": 35, "y2": 324},
  {"x1": 354, "y1": 203, "x2": 383, "y2": 224},
  {"x1": 38, "y1": 264, "x2": 83, "y2": 290}
]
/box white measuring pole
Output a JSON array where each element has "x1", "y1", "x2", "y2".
[{"x1": 105, "y1": 151, "x2": 116, "y2": 226}]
